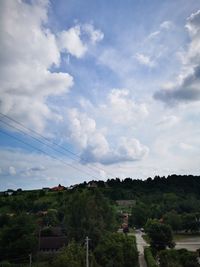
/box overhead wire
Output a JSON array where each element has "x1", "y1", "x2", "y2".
[
  {"x1": 0, "y1": 129, "x2": 99, "y2": 180},
  {"x1": 0, "y1": 112, "x2": 115, "y2": 178},
  {"x1": 0, "y1": 118, "x2": 99, "y2": 178}
]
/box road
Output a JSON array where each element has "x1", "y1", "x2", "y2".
[
  {"x1": 175, "y1": 236, "x2": 200, "y2": 251},
  {"x1": 135, "y1": 230, "x2": 148, "y2": 267}
]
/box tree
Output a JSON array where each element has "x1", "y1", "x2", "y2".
[
  {"x1": 64, "y1": 189, "x2": 117, "y2": 246},
  {"x1": 145, "y1": 220, "x2": 174, "y2": 250},
  {"x1": 129, "y1": 202, "x2": 149, "y2": 228},
  {"x1": 159, "y1": 249, "x2": 200, "y2": 267},
  {"x1": 52, "y1": 241, "x2": 99, "y2": 267},
  {"x1": 0, "y1": 213, "x2": 37, "y2": 261},
  {"x1": 163, "y1": 211, "x2": 183, "y2": 232},
  {"x1": 94, "y1": 233, "x2": 138, "y2": 267}
]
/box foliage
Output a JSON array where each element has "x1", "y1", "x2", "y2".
[
  {"x1": 64, "y1": 189, "x2": 117, "y2": 246},
  {"x1": 145, "y1": 220, "x2": 174, "y2": 250},
  {"x1": 163, "y1": 211, "x2": 183, "y2": 232},
  {"x1": 0, "y1": 213, "x2": 37, "y2": 261},
  {"x1": 129, "y1": 202, "x2": 150, "y2": 228},
  {"x1": 144, "y1": 247, "x2": 158, "y2": 267},
  {"x1": 94, "y1": 233, "x2": 138, "y2": 267},
  {"x1": 159, "y1": 249, "x2": 200, "y2": 267},
  {"x1": 52, "y1": 241, "x2": 86, "y2": 267}
]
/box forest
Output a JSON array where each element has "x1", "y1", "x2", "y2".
[{"x1": 0, "y1": 174, "x2": 200, "y2": 266}]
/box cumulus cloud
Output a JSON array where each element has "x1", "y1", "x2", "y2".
[
  {"x1": 154, "y1": 10, "x2": 200, "y2": 105},
  {"x1": 82, "y1": 24, "x2": 104, "y2": 44},
  {"x1": 100, "y1": 89, "x2": 148, "y2": 125},
  {"x1": 57, "y1": 26, "x2": 87, "y2": 58},
  {"x1": 57, "y1": 24, "x2": 103, "y2": 58},
  {"x1": 65, "y1": 107, "x2": 149, "y2": 165},
  {"x1": 0, "y1": 0, "x2": 74, "y2": 132},
  {"x1": 0, "y1": 0, "x2": 103, "y2": 133}
]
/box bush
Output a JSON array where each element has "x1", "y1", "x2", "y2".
[
  {"x1": 144, "y1": 247, "x2": 158, "y2": 267},
  {"x1": 94, "y1": 233, "x2": 139, "y2": 267}
]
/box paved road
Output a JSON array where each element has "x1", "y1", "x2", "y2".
[
  {"x1": 175, "y1": 236, "x2": 200, "y2": 251},
  {"x1": 135, "y1": 230, "x2": 148, "y2": 267}
]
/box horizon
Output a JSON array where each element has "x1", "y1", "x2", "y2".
[{"x1": 0, "y1": 0, "x2": 200, "y2": 190}]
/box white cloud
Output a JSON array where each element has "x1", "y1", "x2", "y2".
[
  {"x1": 148, "y1": 31, "x2": 160, "y2": 39},
  {"x1": 160, "y1": 21, "x2": 173, "y2": 30},
  {"x1": 0, "y1": 0, "x2": 103, "y2": 133},
  {"x1": 83, "y1": 24, "x2": 104, "y2": 44},
  {"x1": 65, "y1": 105, "x2": 149, "y2": 165},
  {"x1": 154, "y1": 10, "x2": 200, "y2": 104},
  {"x1": 100, "y1": 89, "x2": 148, "y2": 125},
  {"x1": 57, "y1": 26, "x2": 87, "y2": 58},
  {"x1": 0, "y1": 0, "x2": 74, "y2": 132},
  {"x1": 9, "y1": 166, "x2": 16, "y2": 176},
  {"x1": 157, "y1": 115, "x2": 180, "y2": 128},
  {"x1": 57, "y1": 23, "x2": 104, "y2": 58},
  {"x1": 135, "y1": 53, "x2": 155, "y2": 67},
  {"x1": 148, "y1": 20, "x2": 173, "y2": 39}
]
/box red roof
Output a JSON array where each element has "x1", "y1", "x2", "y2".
[{"x1": 51, "y1": 184, "x2": 65, "y2": 191}]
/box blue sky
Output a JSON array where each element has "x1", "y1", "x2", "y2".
[{"x1": 0, "y1": 0, "x2": 200, "y2": 190}]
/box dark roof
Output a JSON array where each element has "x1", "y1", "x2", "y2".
[{"x1": 40, "y1": 236, "x2": 67, "y2": 250}]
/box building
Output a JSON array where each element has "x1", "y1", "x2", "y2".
[
  {"x1": 39, "y1": 226, "x2": 67, "y2": 253},
  {"x1": 51, "y1": 184, "x2": 65, "y2": 191},
  {"x1": 39, "y1": 236, "x2": 67, "y2": 252}
]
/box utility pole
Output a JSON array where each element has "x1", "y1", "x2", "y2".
[
  {"x1": 29, "y1": 253, "x2": 32, "y2": 267},
  {"x1": 86, "y1": 236, "x2": 90, "y2": 267}
]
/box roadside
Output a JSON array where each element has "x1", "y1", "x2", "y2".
[
  {"x1": 134, "y1": 229, "x2": 149, "y2": 267},
  {"x1": 174, "y1": 235, "x2": 200, "y2": 251}
]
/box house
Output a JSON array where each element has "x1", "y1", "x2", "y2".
[
  {"x1": 51, "y1": 184, "x2": 65, "y2": 191},
  {"x1": 39, "y1": 236, "x2": 67, "y2": 252},
  {"x1": 87, "y1": 182, "x2": 98, "y2": 188},
  {"x1": 42, "y1": 187, "x2": 50, "y2": 192},
  {"x1": 39, "y1": 226, "x2": 67, "y2": 253},
  {"x1": 5, "y1": 189, "x2": 15, "y2": 196}
]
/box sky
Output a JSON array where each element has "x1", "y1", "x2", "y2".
[{"x1": 0, "y1": 0, "x2": 200, "y2": 190}]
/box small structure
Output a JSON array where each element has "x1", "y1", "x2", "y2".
[
  {"x1": 5, "y1": 189, "x2": 15, "y2": 196},
  {"x1": 116, "y1": 200, "x2": 136, "y2": 207},
  {"x1": 39, "y1": 226, "x2": 67, "y2": 253},
  {"x1": 87, "y1": 182, "x2": 98, "y2": 188},
  {"x1": 42, "y1": 187, "x2": 50, "y2": 192},
  {"x1": 51, "y1": 184, "x2": 65, "y2": 191},
  {"x1": 39, "y1": 236, "x2": 67, "y2": 252}
]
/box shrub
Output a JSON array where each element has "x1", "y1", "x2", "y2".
[{"x1": 144, "y1": 247, "x2": 158, "y2": 267}]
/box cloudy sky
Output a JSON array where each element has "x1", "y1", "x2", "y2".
[{"x1": 0, "y1": 0, "x2": 200, "y2": 190}]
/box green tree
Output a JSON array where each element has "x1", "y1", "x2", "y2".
[
  {"x1": 159, "y1": 249, "x2": 200, "y2": 267},
  {"x1": 129, "y1": 202, "x2": 149, "y2": 228},
  {"x1": 0, "y1": 213, "x2": 37, "y2": 261},
  {"x1": 163, "y1": 211, "x2": 183, "y2": 232},
  {"x1": 52, "y1": 241, "x2": 99, "y2": 267},
  {"x1": 145, "y1": 220, "x2": 174, "y2": 250},
  {"x1": 64, "y1": 190, "x2": 117, "y2": 246},
  {"x1": 94, "y1": 233, "x2": 138, "y2": 267}
]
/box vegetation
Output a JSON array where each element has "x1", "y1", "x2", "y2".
[
  {"x1": 159, "y1": 249, "x2": 200, "y2": 267},
  {"x1": 145, "y1": 219, "x2": 174, "y2": 250},
  {"x1": 1, "y1": 174, "x2": 200, "y2": 266},
  {"x1": 144, "y1": 247, "x2": 158, "y2": 267},
  {"x1": 94, "y1": 233, "x2": 138, "y2": 267}
]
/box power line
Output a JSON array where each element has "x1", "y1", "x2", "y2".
[
  {"x1": 0, "y1": 112, "x2": 115, "y2": 178},
  {"x1": 0, "y1": 129, "x2": 99, "y2": 180},
  {"x1": 0, "y1": 118, "x2": 99, "y2": 178}
]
